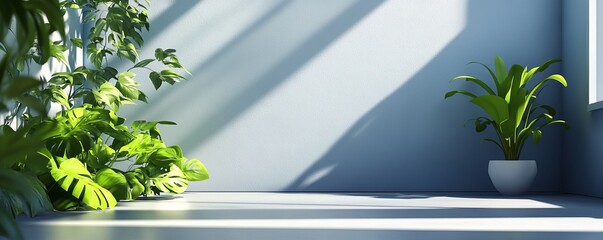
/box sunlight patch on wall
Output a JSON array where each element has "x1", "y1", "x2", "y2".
[{"x1": 184, "y1": 0, "x2": 467, "y2": 190}]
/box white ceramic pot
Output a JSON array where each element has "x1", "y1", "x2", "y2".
[{"x1": 488, "y1": 160, "x2": 537, "y2": 195}]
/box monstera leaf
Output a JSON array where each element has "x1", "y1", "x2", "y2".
[
  {"x1": 45, "y1": 106, "x2": 119, "y2": 157},
  {"x1": 95, "y1": 168, "x2": 129, "y2": 201},
  {"x1": 48, "y1": 156, "x2": 116, "y2": 210},
  {"x1": 149, "y1": 164, "x2": 188, "y2": 194},
  {"x1": 177, "y1": 158, "x2": 209, "y2": 181},
  {"x1": 0, "y1": 168, "x2": 53, "y2": 218},
  {"x1": 124, "y1": 170, "x2": 145, "y2": 199}
]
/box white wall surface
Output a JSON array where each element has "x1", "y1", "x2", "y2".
[{"x1": 118, "y1": 0, "x2": 564, "y2": 191}]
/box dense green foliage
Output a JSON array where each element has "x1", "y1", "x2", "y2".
[
  {"x1": 1, "y1": 0, "x2": 208, "y2": 239},
  {"x1": 446, "y1": 56, "x2": 568, "y2": 160}
]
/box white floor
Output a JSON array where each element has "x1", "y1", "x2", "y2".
[{"x1": 17, "y1": 192, "x2": 603, "y2": 240}]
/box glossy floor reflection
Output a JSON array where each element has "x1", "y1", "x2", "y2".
[{"x1": 16, "y1": 192, "x2": 603, "y2": 240}]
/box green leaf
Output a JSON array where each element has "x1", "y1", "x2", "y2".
[
  {"x1": 93, "y1": 82, "x2": 123, "y2": 109},
  {"x1": 178, "y1": 158, "x2": 209, "y2": 181},
  {"x1": 494, "y1": 56, "x2": 507, "y2": 84},
  {"x1": 532, "y1": 129, "x2": 542, "y2": 144},
  {"x1": 149, "y1": 71, "x2": 162, "y2": 90},
  {"x1": 451, "y1": 75, "x2": 495, "y2": 95},
  {"x1": 85, "y1": 139, "x2": 116, "y2": 170},
  {"x1": 483, "y1": 138, "x2": 504, "y2": 152},
  {"x1": 468, "y1": 61, "x2": 501, "y2": 94},
  {"x1": 116, "y1": 71, "x2": 141, "y2": 100},
  {"x1": 474, "y1": 118, "x2": 488, "y2": 132},
  {"x1": 444, "y1": 90, "x2": 477, "y2": 99},
  {"x1": 119, "y1": 133, "x2": 166, "y2": 164},
  {"x1": 49, "y1": 43, "x2": 68, "y2": 65},
  {"x1": 43, "y1": 85, "x2": 70, "y2": 108},
  {"x1": 525, "y1": 74, "x2": 567, "y2": 106},
  {"x1": 124, "y1": 171, "x2": 145, "y2": 199},
  {"x1": 523, "y1": 59, "x2": 561, "y2": 86},
  {"x1": 149, "y1": 164, "x2": 188, "y2": 194},
  {"x1": 45, "y1": 107, "x2": 117, "y2": 157},
  {"x1": 149, "y1": 147, "x2": 180, "y2": 167},
  {"x1": 132, "y1": 58, "x2": 154, "y2": 69},
  {"x1": 5, "y1": 77, "x2": 41, "y2": 98},
  {"x1": 70, "y1": 38, "x2": 83, "y2": 48},
  {"x1": 470, "y1": 95, "x2": 509, "y2": 125},
  {"x1": 0, "y1": 168, "x2": 53, "y2": 218},
  {"x1": 0, "y1": 121, "x2": 56, "y2": 168},
  {"x1": 49, "y1": 157, "x2": 117, "y2": 210},
  {"x1": 95, "y1": 168, "x2": 129, "y2": 201},
  {"x1": 160, "y1": 70, "x2": 185, "y2": 85},
  {"x1": 17, "y1": 94, "x2": 46, "y2": 115}
]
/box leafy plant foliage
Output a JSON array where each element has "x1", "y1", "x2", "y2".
[
  {"x1": 445, "y1": 56, "x2": 568, "y2": 160},
  {"x1": 1, "y1": 0, "x2": 209, "y2": 238}
]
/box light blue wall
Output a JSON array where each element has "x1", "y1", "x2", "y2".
[
  {"x1": 119, "y1": 0, "x2": 564, "y2": 191},
  {"x1": 561, "y1": 0, "x2": 603, "y2": 197}
]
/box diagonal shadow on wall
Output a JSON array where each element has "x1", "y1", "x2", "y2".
[
  {"x1": 285, "y1": 0, "x2": 565, "y2": 192},
  {"x1": 124, "y1": 0, "x2": 386, "y2": 152}
]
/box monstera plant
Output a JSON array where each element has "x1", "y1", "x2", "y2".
[
  {"x1": 1, "y1": 0, "x2": 209, "y2": 239},
  {"x1": 445, "y1": 56, "x2": 568, "y2": 195}
]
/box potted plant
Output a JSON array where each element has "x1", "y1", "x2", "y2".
[{"x1": 445, "y1": 56, "x2": 568, "y2": 195}]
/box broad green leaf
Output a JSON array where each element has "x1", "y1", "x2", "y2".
[
  {"x1": 119, "y1": 133, "x2": 166, "y2": 164},
  {"x1": 0, "y1": 121, "x2": 54, "y2": 169},
  {"x1": 49, "y1": 157, "x2": 117, "y2": 210},
  {"x1": 43, "y1": 85, "x2": 70, "y2": 108},
  {"x1": 528, "y1": 74, "x2": 568, "y2": 99},
  {"x1": 0, "y1": 168, "x2": 53, "y2": 218},
  {"x1": 5, "y1": 77, "x2": 41, "y2": 98},
  {"x1": 93, "y1": 82, "x2": 123, "y2": 109},
  {"x1": 95, "y1": 168, "x2": 129, "y2": 201},
  {"x1": 532, "y1": 129, "x2": 542, "y2": 144},
  {"x1": 178, "y1": 158, "x2": 209, "y2": 181},
  {"x1": 470, "y1": 95, "x2": 509, "y2": 125},
  {"x1": 149, "y1": 71, "x2": 162, "y2": 90},
  {"x1": 85, "y1": 139, "x2": 116, "y2": 170},
  {"x1": 149, "y1": 147, "x2": 180, "y2": 167},
  {"x1": 508, "y1": 87, "x2": 528, "y2": 129},
  {"x1": 494, "y1": 56, "x2": 507, "y2": 84},
  {"x1": 150, "y1": 164, "x2": 188, "y2": 194},
  {"x1": 48, "y1": 190, "x2": 80, "y2": 211},
  {"x1": 70, "y1": 38, "x2": 83, "y2": 48},
  {"x1": 523, "y1": 59, "x2": 561, "y2": 86},
  {"x1": 160, "y1": 70, "x2": 185, "y2": 85},
  {"x1": 125, "y1": 172, "x2": 145, "y2": 199},
  {"x1": 49, "y1": 43, "x2": 68, "y2": 66},
  {"x1": 17, "y1": 94, "x2": 46, "y2": 115},
  {"x1": 46, "y1": 107, "x2": 118, "y2": 157},
  {"x1": 116, "y1": 71, "x2": 141, "y2": 100}
]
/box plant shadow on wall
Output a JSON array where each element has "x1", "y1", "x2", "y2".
[
  {"x1": 0, "y1": 0, "x2": 208, "y2": 239},
  {"x1": 120, "y1": 0, "x2": 563, "y2": 191},
  {"x1": 287, "y1": 0, "x2": 564, "y2": 191},
  {"x1": 124, "y1": 0, "x2": 386, "y2": 149}
]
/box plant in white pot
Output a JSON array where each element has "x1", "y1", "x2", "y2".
[{"x1": 445, "y1": 56, "x2": 568, "y2": 195}]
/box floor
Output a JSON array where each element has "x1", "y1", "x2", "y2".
[{"x1": 16, "y1": 192, "x2": 603, "y2": 240}]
